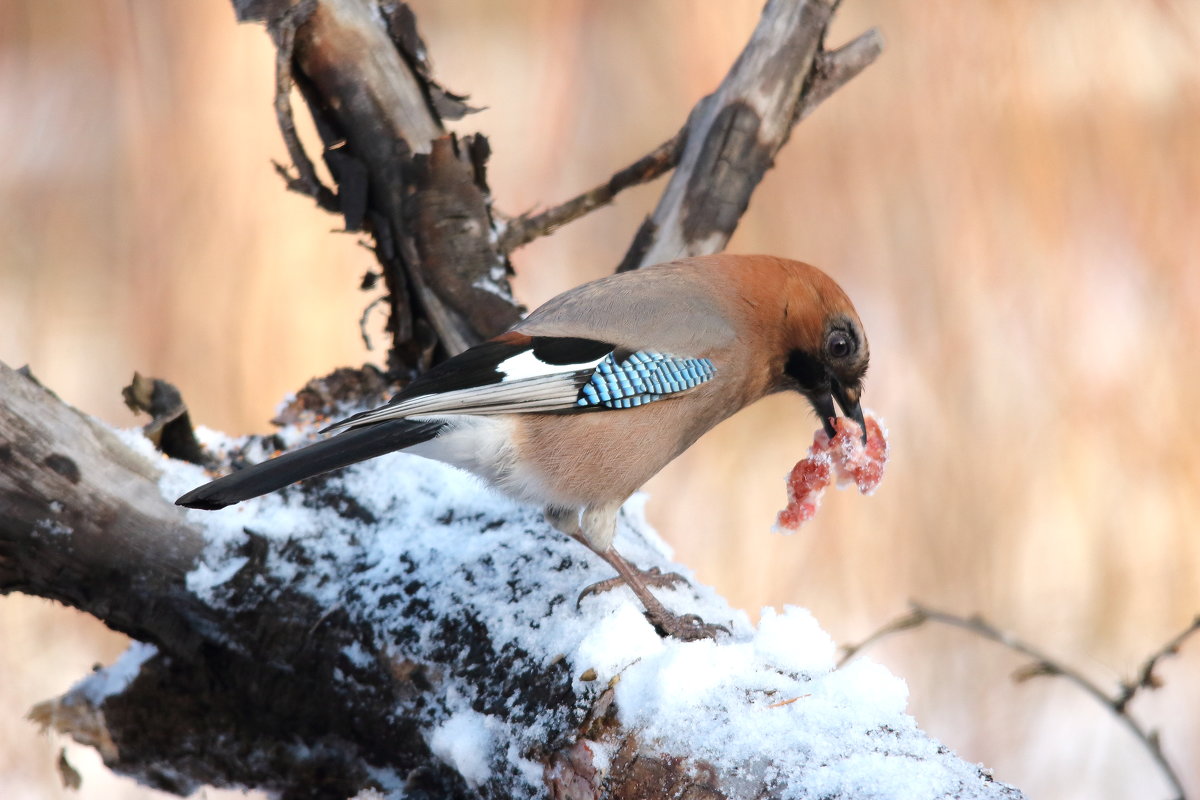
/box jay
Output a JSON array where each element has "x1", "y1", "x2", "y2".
[{"x1": 178, "y1": 254, "x2": 870, "y2": 640}]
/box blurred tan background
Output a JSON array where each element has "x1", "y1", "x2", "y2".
[{"x1": 2, "y1": 1, "x2": 1198, "y2": 798}]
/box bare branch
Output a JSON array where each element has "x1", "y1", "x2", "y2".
[
  {"x1": 841, "y1": 602, "x2": 1192, "y2": 800},
  {"x1": 256, "y1": 0, "x2": 523, "y2": 368},
  {"x1": 498, "y1": 132, "x2": 685, "y2": 253},
  {"x1": 1115, "y1": 614, "x2": 1200, "y2": 713},
  {"x1": 499, "y1": 15, "x2": 881, "y2": 262},
  {"x1": 271, "y1": 0, "x2": 340, "y2": 212},
  {"x1": 836, "y1": 607, "x2": 926, "y2": 667},
  {"x1": 619, "y1": 0, "x2": 882, "y2": 271}
]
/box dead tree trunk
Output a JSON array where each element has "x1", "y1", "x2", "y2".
[
  {"x1": 244, "y1": 0, "x2": 880, "y2": 368},
  {"x1": 0, "y1": 3, "x2": 1022, "y2": 799}
]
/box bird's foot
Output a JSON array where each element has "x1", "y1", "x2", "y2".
[
  {"x1": 582, "y1": 550, "x2": 729, "y2": 642},
  {"x1": 651, "y1": 611, "x2": 729, "y2": 642},
  {"x1": 576, "y1": 566, "x2": 688, "y2": 605}
]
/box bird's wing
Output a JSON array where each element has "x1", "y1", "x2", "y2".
[
  {"x1": 322, "y1": 333, "x2": 716, "y2": 434},
  {"x1": 513, "y1": 261, "x2": 736, "y2": 356}
]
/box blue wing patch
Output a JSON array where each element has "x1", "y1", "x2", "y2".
[{"x1": 576, "y1": 351, "x2": 716, "y2": 409}]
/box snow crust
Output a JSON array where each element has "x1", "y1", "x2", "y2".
[
  {"x1": 429, "y1": 707, "x2": 499, "y2": 787},
  {"x1": 71, "y1": 641, "x2": 159, "y2": 706},
  {"x1": 99, "y1": 422, "x2": 1022, "y2": 800}
]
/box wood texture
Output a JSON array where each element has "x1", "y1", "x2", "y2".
[{"x1": 254, "y1": 0, "x2": 523, "y2": 369}]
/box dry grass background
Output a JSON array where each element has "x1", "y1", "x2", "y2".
[{"x1": 1, "y1": 1, "x2": 1198, "y2": 798}]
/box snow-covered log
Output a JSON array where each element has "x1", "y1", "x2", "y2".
[{"x1": 2, "y1": 362, "x2": 1022, "y2": 798}]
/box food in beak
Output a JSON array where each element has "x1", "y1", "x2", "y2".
[{"x1": 777, "y1": 413, "x2": 889, "y2": 532}]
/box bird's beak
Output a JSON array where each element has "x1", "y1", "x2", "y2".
[
  {"x1": 833, "y1": 382, "x2": 867, "y2": 444},
  {"x1": 811, "y1": 391, "x2": 839, "y2": 439},
  {"x1": 811, "y1": 381, "x2": 866, "y2": 443}
]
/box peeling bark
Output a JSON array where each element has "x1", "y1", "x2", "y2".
[{"x1": 247, "y1": 0, "x2": 522, "y2": 371}]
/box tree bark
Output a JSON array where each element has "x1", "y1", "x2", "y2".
[
  {"x1": 0, "y1": 367, "x2": 210, "y2": 656},
  {"x1": 245, "y1": 0, "x2": 523, "y2": 372}
]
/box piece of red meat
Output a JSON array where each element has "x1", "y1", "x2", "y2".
[{"x1": 776, "y1": 414, "x2": 889, "y2": 532}]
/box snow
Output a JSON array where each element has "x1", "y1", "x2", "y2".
[
  {"x1": 34, "y1": 517, "x2": 72, "y2": 537},
  {"x1": 604, "y1": 612, "x2": 927, "y2": 798},
  {"x1": 91, "y1": 421, "x2": 1022, "y2": 799},
  {"x1": 71, "y1": 641, "x2": 159, "y2": 706},
  {"x1": 429, "y1": 707, "x2": 498, "y2": 787}
]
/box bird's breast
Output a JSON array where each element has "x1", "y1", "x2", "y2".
[{"x1": 509, "y1": 381, "x2": 752, "y2": 508}]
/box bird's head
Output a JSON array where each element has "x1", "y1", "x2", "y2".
[{"x1": 773, "y1": 262, "x2": 870, "y2": 441}]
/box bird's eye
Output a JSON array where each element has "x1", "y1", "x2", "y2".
[{"x1": 826, "y1": 330, "x2": 854, "y2": 360}]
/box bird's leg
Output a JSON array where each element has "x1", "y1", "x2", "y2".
[
  {"x1": 547, "y1": 504, "x2": 727, "y2": 641},
  {"x1": 593, "y1": 547, "x2": 728, "y2": 641},
  {"x1": 543, "y1": 505, "x2": 583, "y2": 538},
  {"x1": 546, "y1": 505, "x2": 686, "y2": 596}
]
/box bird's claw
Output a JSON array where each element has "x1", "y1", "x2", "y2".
[
  {"x1": 577, "y1": 564, "x2": 729, "y2": 641},
  {"x1": 655, "y1": 613, "x2": 730, "y2": 642},
  {"x1": 576, "y1": 566, "x2": 689, "y2": 607},
  {"x1": 576, "y1": 576, "x2": 625, "y2": 607}
]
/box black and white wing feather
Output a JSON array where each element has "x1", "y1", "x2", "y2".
[{"x1": 322, "y1": 334, "x2": 716, "y2": 434}]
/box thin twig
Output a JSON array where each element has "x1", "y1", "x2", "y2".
[
  {"x1": 840, "y1": 602, "x2": 1195, "y2": 800},
  {"x1": 497, "y1": 132, "x2": 685, "y2": 253},
  {"x1": 1116, "y1": 615, "x2": 1200, "y2": 713},
  {"x1": 836, "y1": 608, "x2": 926, "y2": 667},
  {"x1": 271, "y1": 0, "x2": 339, "y2": 212},
  {"x1": 358, "y1": 294, "x2": 388, "y2": 351}
]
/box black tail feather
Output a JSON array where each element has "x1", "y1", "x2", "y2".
[{"x1": 176, "y1": 418, "x2": 445, "y2": 510}]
